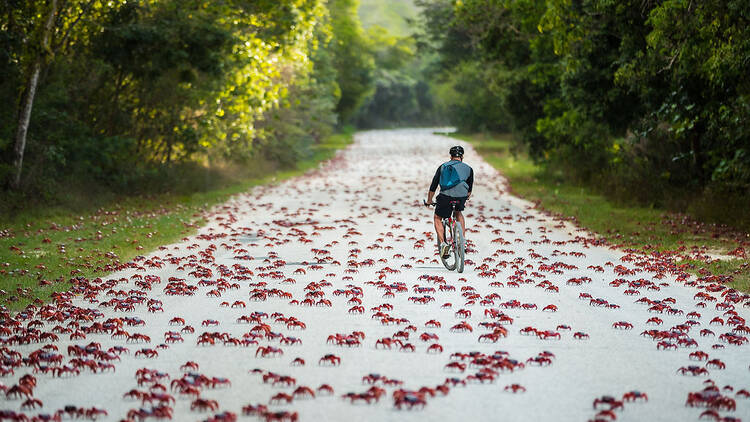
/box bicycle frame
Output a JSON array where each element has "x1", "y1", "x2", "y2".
[
  {"x1": 425, "y1": 199, "x2": 465, "y2": 272},
  {"x1": 441, "y1": 210, "x2": 457, "y2": 245}
]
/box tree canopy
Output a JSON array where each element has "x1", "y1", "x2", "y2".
[
  {"x1": 416, "y1": 0, "x2": 750, "y2": 212},
  {"x1": 0, "y1": 0, "x2": 378, "y2": 199}
]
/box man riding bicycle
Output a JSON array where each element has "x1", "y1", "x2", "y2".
[{"x1": 425, "y1": 145, "x2": 474, "y2": 258}]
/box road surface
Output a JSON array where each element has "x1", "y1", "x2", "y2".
[{"x1": 4, "y1": 129, "x2": 749, "y2": 422}]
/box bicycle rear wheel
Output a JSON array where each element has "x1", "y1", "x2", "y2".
[
  {"x1": 439, "y1": 221, "x2": 457, "y2": 271},
  {"x1": 454, "y1": 221, "x2": 465, "y2": 273}
]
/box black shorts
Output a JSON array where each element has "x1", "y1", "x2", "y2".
[{"x1": 434, "y1": 194, "x2": 467, "y2": 218}]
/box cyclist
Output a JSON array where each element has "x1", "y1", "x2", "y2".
[{"x1": 425, "y1": 145, "x2": 473, "y2": 258}]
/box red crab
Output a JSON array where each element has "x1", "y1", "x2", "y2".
[
  {"x1": 191, "y1": 398, "x2": 219, "y2": 412},
  {"x1": 622, "y1": 391, "x2": 648, "y2": 402},
  {"x1": 678, "y1": 366, "x2": 709, "y2": 376},
  {"x1": 427, "y1": 344, "x2": 443, "y2": 354},
  {"x1": 319, "y1": 354, "x2": 341, "y2": 366},
  {"x1": 504, "y1": 384, "x2": 526, "y2": 393},
  {"x1": 612, "y1": 321, "x2": 633, "y2": 330}
]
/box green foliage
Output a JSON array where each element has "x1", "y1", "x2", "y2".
[
  {"x1": 366, "y1": 26, "x2": 415, "y2": 71},
  {"x1": 0, "y1": 0, "x2": 355, "y2": 210},
  {"x1": 355, "y1": 70, "x2": 418, "y2": 128},
  {"x1": 86, "y1": 1, "x2": 236, "y2": 163},
  {"x1": 416, "y1": 0, "x2": 558, "y2": 135},
  {"x1": 431, "y1": 61, "x2": 508, "y2": 132},
  {"x1": 359, "y1": 0, "x2": 420, "y2": 37},
  {"x1": 353, "y1": 26, "x2": 440, "y2": 128},
  {"x1": 329, "y1": 0, "x2": 375, "y2": 123},
  {"x1": 418, "y1": 0, "x2": 750, "y2": 229}
]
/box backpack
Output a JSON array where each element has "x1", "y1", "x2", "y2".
[{"x1": 439, "y1": 162, "x2": 462, "y2": 190}]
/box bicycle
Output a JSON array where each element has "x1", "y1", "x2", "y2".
[{"x1": 424, "y1": 200, "x2": 465, "y2": 273}]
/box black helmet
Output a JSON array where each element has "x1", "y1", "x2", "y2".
[{"x1": 449, "y1": 145, "x2": 464, "y2": 157}]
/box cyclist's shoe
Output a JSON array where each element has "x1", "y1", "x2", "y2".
[{"x1": 440, "y1": 242, "x2": 451, "y2": 258}]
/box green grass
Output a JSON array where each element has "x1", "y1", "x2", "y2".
[
  {"x1": 679, "y1": 259, "x2": 750, "y2": 293},
  {"x1": 0, "y1": 130, "x2": 355, "y2": 311},
  {"x1": 453, "y1": 132, "x2": 750, "y2": 292}
]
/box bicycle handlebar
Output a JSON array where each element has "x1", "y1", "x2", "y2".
[{"x1": 423, "y1": 200, "x2": 436, "y2": 207}]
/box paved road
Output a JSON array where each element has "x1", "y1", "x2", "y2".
[{"x1": 4, "y1": 129, "x2": 749, "y2": 422}]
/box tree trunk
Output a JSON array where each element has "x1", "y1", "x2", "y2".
[
  {"x1": 10, "y1": 0, "x2": 58, "y2": 189},
  {"x1": 11, "y1": 62, "x2": 42, "y2": 189}
]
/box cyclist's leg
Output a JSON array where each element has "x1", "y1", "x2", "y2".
[
  {"x1": 433, "y1": 214, "x2": 445, "y2": 244},
  {"x1": 455, "y1": 210, "x2": 466, "y2": 236}
]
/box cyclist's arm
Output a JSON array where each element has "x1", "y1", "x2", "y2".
[
  {"x1": 427, "y1": 167, "x2": 441, "y2": 204},
  {"x1": 466, "y1": 169, "x2": 474, "y2": 200}
]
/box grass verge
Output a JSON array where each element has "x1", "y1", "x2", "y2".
[
  {"x1": 453, "y1": 132, "x2": 750, "y2": 292},
  {"x1": 0, "y1": 130, "x2": 355, "y2": 311}
]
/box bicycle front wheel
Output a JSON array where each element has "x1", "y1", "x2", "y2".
[{"x1": 454, "y1": 221, "x2": 465, "y2": 273}]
